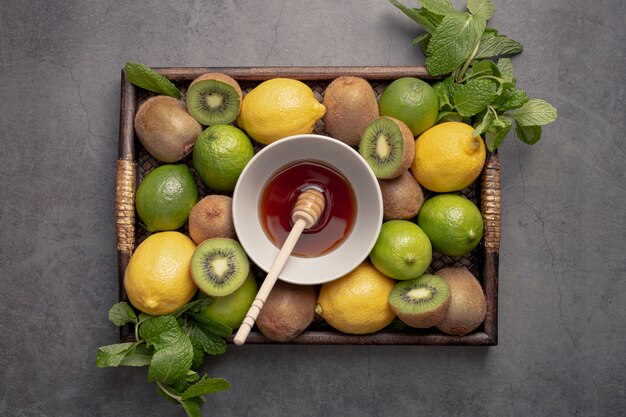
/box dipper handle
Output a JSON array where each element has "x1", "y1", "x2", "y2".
[{"x1": 233, "y1": 188, "x2": 326, "y2": 346}]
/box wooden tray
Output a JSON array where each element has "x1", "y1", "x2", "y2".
[{"x1": 116, "y1": 66, "x2": 500, "y2": 346}]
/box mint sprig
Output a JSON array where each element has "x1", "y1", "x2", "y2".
[
  {"x1": 97, "y1": 301, "x2": 232, "y2": 417},
  {"x1": 390, "y1": 0, "x2": 557, "y2": 150}
]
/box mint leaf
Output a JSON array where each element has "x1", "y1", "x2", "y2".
[
  {"x1": 426, "y1": 13, "x2": 487, "y2": 76},
  {"x1": 496, "y1": 88, "x2": 528, "y2": 111},
  {"x1": 124, "y1": 62, "x2": 181, "y2": 99},
  {"x1": 140, "y1": 316, "x2": 185, "y2": 350},
  {"x1": 119, "y1": 343, "x2": 153, "y2": 366},
  {"x1": 418, "y1": 8, "x2": 445, "y2": 29},
  {"x1": 148, "y1": 337, "x2": 194, "y2": 384},
  {"x1": 389, "y1": 0, "x2": 438, "y2": 33},
  {"x1": 508, "y1": 98, "x2": 557, "y2": 126},
  {"x1": 108, "y1": 302, "x2": 137, "y2": 326},
  {"x1": 181, "y1": 399, "x2": 202, "y2": 417},
  {"x1": 138, "y1": 312, "x2": 152, "y2": 322},
  {"x1": 189, "y1": 325, "x2": 227, "y2": 355},
  {"x1": 186, "y1": 370, "x2": 200, "y2": 383},
  {"x1": 485, "y1": 116, "x2": 513, "y2": 151},
  {"x1": 496, "y1": 58, "x2": 514, "y2": 80},
  {"x1": 191, "y1": 346, "x2": 205, "y2": 370},
  {"x1": 182, "y1": 377, "x2": 231, "y2": 400},
  {"x1": 475, "y1": 34, "x2": 523, "y2": 59},
  {"x1": 473, "y1": 109, "x2": 495, "y2": 136},
  {"x1": 467, "y1": 0, "x2": 494, "y2": 20},
  {"x1": 96, "y1": 342, "x2": 136, "y2": 368},
  {"x1": 419, "y1": 0, "x2": 456, "y2": 16},
  {"x1": 432, "y1": 81, "x2": 452, "y2": 110},
  {"x1": 470, "y1": 59, "x2": 501, "y2": 78},
  {"x1": 155, "y1": 385, "x2": 181, "y2": 405},
  {"x1": 436, "y1": 111, "x2": 463, "y2": 123},
  {"x1": 412, "y1": 32, "x2": 430, "y2": 46},
  {"x1": 191, "y1": 313, "x2": 233, "y2": 338},
  {"x1": 172, "y1": 299, "x2": 211, "y2": 318},
  {"x1": 453, "y1": 78, "x2": 498, "y2": 116},
  {"x1": 515, "y1": 123, "x2": 542, "y2": 144}
]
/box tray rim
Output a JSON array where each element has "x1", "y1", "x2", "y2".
[{"x1": 115, "y1": 66, "x2": 499, "y2": 346}]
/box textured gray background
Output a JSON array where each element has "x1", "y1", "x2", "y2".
[{"x1": 1, "y1": 0, "x2": 625, "y2": 416}]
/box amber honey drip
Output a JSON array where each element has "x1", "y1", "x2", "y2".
[{"x1": 259, "y1": 161, "x2": 356, "y2": 258}]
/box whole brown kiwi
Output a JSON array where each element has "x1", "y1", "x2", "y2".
[
  {"x1": 188, "y1": 195, "x2": 235, "y2": 244},
  {"x1": 256, "y1": 280, "x2": 318, "y2": 342},
  {"x1": 378, "y1": 170, "x2": 424, "y2": 220},
  {"x1": 434, "y1": 266, "x2": 487, "y2": 336},
  {"x1": 134, "y1": 95, "x2": 202, "y2": 163},
  {"x1": 323, "y1": 76, "x2": 379, "y2": 146}
]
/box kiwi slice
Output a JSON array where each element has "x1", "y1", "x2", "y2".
[
  {"x1": 359, "y1": 116, "x2": 415, "y2": 179},
  {"x1": 191, "y1": 238, "x2": 250, "y2": 297},
  {"x1": 186, "y1": 73, "x2": 242, "y2": 125},
  {"x1": 388, "y1": 274, "x2": 451, "y2": 328}
]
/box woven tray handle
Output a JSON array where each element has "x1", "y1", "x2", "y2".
[
  {"x1": 116, "y1": 158, "x2": 136, "y2": 254},
  {"x1": 481, "y1": 152, "x2": 500, "y2": 254}
]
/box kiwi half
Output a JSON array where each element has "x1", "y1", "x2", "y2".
[
  {"x1": 191, "y1": 238, "x2": 249, "y2": 297},
  {"x1": 186, "y1": 73, "x2": 242, "y2": 126},
  {"x1": 359, "y1": 116, "x2": 415, "y2": 179},
  {"x1": 435, "y1": 267, "x2": 487, "y2": 336},
  {"x1": 389, "y1": 274, "x2": 451, "y2": 328}
]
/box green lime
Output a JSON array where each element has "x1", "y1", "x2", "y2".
[
  {"x1": 198, "y1": 272, "x2": 258, "y2": 329},
  {"x1": 417, "y1": 194, "x2": 484, "y2": 256},
  {"x1": 369, "y1": 220, "x2": 432, "y2": 280},
  {"x1": 378, "y1": 77, "x2": 439, "y2": 136},
  {"x1": 135, "y1": 164, "x2": 198, "y2": 232},
  {"x1": 193, "y1": 125, "x2": 254, "y2": 191},
  {"x1": 124, "y1": 61, "x2": 181, "y2": 99}
]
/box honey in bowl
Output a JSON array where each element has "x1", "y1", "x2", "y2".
[{"x1": 259, "y1": 161, "x2": 357, "y2": 258}]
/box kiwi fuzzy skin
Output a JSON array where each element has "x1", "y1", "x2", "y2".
[
  {"x1": 134, "y1": 95, "x2": 202, "y2": 163},
  {"x1": 435, "y1": 267, "x2": 487, "y2": 336},
  {"x1": 256, "y1": 281, "x2": 318, "y2": 342},
  {"x1": 378, "y1": 170, "x2": 425, "y2": 220},
  {"x1": 188, "y1": 195, "x2": 235, "y2": 245},
  {"x1": 384, "y1": 117, "x2": 415, "y2": 179},
  {"x1": 323, "y1": 76, "x2": 379, "y2": 146}
]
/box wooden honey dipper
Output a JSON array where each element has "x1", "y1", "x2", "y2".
[{"x1": 233, "y1": 186, "x2": 326, "y2": 345}]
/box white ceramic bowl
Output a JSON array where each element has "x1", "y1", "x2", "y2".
[{"x1": 232, "y1": 134, "x2": 382, "y2": 285}]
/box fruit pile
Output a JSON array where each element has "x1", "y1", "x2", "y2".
[
  {"x1": 99, "y1": 64, "x2": 495, "y2": 413},
  {"x1": 121, "y1": 63, "x2": 489, "y2": 342}
]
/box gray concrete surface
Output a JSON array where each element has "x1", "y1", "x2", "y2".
[{"x1": 1, "y1": 0, "x2": 625, "y2": 416}]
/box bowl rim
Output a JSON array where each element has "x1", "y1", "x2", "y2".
[{"x1": 232, "y1": 133, "x2": 383, "y2": 285}]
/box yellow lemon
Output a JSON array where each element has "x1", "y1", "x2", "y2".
[
  {"x1": 316, "y1": 261, "x2": 396, "y2": 334},
  {"x1": 124, "y1": 231, "x2": 197, "y2": 316},
  {"x1": 236, "y1": 78, "x2": 326, "y2": 144},
  {"x1": 411, "y1": 122, "x2": 486, "y2": 192}
]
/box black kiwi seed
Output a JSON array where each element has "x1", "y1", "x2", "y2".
[
  {"x1": 186, "y1": 75, "x2": 242, "y2": 126},
  {"x1": 191, "y1": 238, "x2": 250, "y2": 297},
  {"x1": 388, "y1": 274, "x2": 451, "y2": 328},
  {"x1": 358, "y1": 116, "x2": 414, "y2": 179}
]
